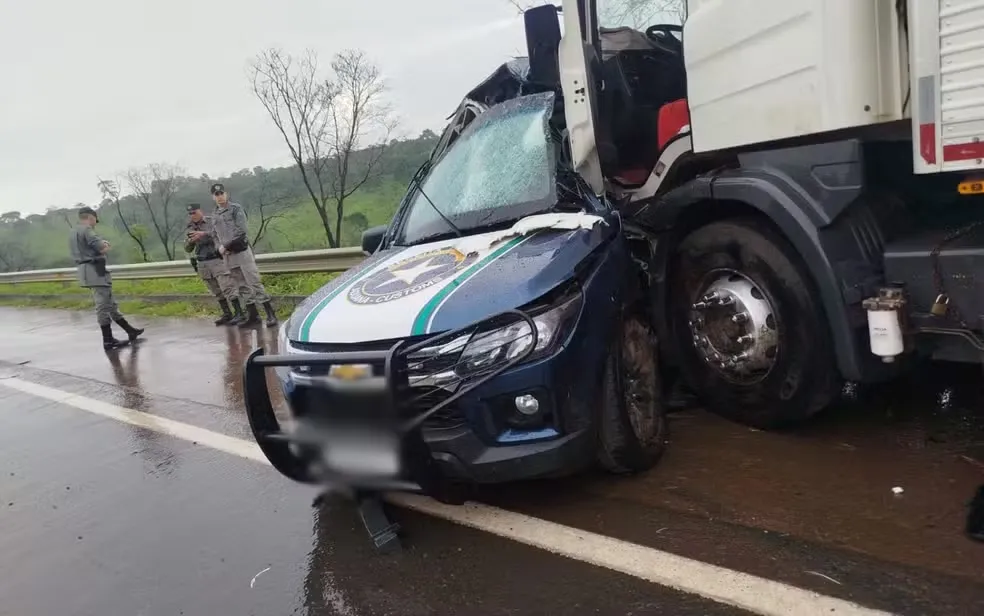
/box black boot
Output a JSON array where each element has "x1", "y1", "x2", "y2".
[
  {"x1": 262, "y1": 301, "x2": 279, "y2": 327},
  {"x1": 238, "y1": 303, "x2": 261, "y2": 328},
  {"x1": 226, "y1": 299, "x2": 245, "y2": 326},
  {"x1": 114, "y1": 317, "x2": 144, "y2": 342},
  {"x1": 101, "y1": 324, "x2": 129, "y2": 350},
  {"x1": 214, "y1": 299, "x2": 234, "y2": 326},
  {"x1": 967, "y1": 485, "x2": 984, "y2": 542}
]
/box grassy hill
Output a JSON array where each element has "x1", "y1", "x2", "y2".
[{"x1": 0, "y1": 130, "x2": 439, "y2": 273}]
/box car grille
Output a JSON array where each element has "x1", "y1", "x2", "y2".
[
  {"x1": 287, "y1": 338, "x2": 467, "y2": 430},
  {"x1": 404, "y1": 386, "x2": 467, "y2": 431}
]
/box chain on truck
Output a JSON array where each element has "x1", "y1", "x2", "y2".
[{"x1": 529, "y1": 0, "x2": 984, "y2": 428}]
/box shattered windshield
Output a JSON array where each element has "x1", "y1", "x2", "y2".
[{"x1": 396, "y1": 92, "x2": 557, "y2": 246}]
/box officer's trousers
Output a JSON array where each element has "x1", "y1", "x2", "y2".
[
  {"x1": 91, "y1": 285, "x2": 123, "y2": 326},
  {"x1": 198, "y1": 258, "x2": 238, "y2": 301},
  {"x1": 225, "y1": 247, "x2": 270, "y2": 306}
]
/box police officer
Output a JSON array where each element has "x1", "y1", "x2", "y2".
[
  {"x1": 70, "y1": 206, "x2": 145, "y2": 349},
  {"x1": 208, "y1": 183, "x2": 278, "y2": 328},
  {"x1": 184, "y1": 203, "x2": 244, "y2": 326}
]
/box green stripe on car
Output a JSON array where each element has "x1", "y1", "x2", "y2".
[
  {"x1": 411, "y1": 235, "x2": 528, "y2": 336},
  {"x1": 298, "y1": 266, "x2": 381, "y2": 342}
]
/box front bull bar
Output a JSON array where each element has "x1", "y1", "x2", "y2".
[{"x1": 242, "y1": 310, "x2": 538, "y2": 551}]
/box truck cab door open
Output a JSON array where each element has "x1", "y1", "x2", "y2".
[
  {"x1": 551, "y1": 1, "x2": 690, "y2": 198},
  {"x1": 554, "y1": 0, "x2": 606, "y2": 195}
]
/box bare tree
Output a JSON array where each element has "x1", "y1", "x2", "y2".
[
  {"x1": 605, "y1": 0, "x2": 686, "y2": 26},
  {"x1": 0, "y1": 234, "x2": 28, "y2": 272},
  {"x1": 250, "y1": 49, "x2": 338, "y2": 247},
  {"x1": 0, "y1": 217, "x2": 33, "y2": 272},
  {"x1": 48, "y1": 205, "x2": 76, "y2": 229},
  {"x1": 98, "y1": 177, "x2": 151, "y2": 262},
  {"x1": 508, "y1": 0, "x2": 686, "y2": 26},
  {"x1": 0, "y1": 244, "x2": 13, "y2": 271},
  {"x1": 125, "y1": 163, "x2": 185, "y2": 260},
  {"x1": 270, "y1": 227, "x2": 297, "y2": 252},
  {"x1": 251, "y1": 171, "x2": 292, "y2": 247},
  {"x1": 250, "y1": 48, "x2": 396, "y2": 248},
  {"x1": 327, "y1": 50, "x2": 397, "y2": 245}
]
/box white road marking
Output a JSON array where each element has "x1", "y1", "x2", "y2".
[{"x1": 1, "y1": 377, "x2": 894, "y2": 616}]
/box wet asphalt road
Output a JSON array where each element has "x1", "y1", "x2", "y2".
[{"x1": 2, "y1": 306, "x2": 983, "y2": 615}]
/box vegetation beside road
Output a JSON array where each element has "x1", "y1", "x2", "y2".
[
  {"x1": 0, "y1": 273, "x2": 338, "y2": 320},
  {"x1": 0, "y1": 295, "x2": 233, "y2": 320},
  {"x1": 0, "y1": 273, "x2": 337, "y2": 297},
  {"x1": 0, "y1": 133, "x2": 434, "y2": 273}
]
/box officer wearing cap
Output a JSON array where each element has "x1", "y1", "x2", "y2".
[
  {"x1": 208, "y1": 183, "x2": 278, "y2": 328},
  {"x1": 185, "y1": 203, "x2": 244, "y2": 325},
  {"x1": 69, "y1": 206, "x2": 145, "y2": 349}
]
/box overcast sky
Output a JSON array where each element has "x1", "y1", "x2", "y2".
[{"x1": 0, "y1": 0, "x2": 529, "y2": 215}]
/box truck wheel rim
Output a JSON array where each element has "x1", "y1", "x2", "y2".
[
  {"x1": 621, "y1": 317, "x2": 661, "y2": 446},
  {"x1": 688, "y1": 270, "x2": 779, "y2": 384}
]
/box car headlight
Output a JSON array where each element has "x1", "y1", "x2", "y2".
[{"x1": 455, "y1": 289, "x2": 583, "y2": 376}]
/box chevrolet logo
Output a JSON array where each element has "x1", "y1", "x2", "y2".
[{"x1": 328, "y1": 363, "x2": 373, "y2": 381}]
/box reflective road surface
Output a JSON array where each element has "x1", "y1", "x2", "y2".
[{"x1": 1, "y1": 307, "x2": 983, "y2": 616}]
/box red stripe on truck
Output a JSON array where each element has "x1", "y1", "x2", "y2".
[
  {"x1": 943, "y1": 142, "x2": 984, "y2": 162},
  {"x1": 919, "y1": 123, "x2": 936, "y2": 164}
]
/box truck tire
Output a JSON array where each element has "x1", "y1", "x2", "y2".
[
  {"x1": 668, "y1": 219, "x2": 839, "y2": 429},
  {"x1": 597, "y1": 312, "x2": 668, "y2": 474}
]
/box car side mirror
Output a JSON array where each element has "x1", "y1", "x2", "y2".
[{"x1": 361, "y1": 225, "x2": 387, "y2": 255}]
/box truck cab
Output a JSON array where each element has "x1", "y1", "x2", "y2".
[{"x1": 527, "y1": 0, "x2": 984, "y2": 428}]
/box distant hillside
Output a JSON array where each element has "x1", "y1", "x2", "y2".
[{"x1": 0, "y1": 130, "x2": 439, "y2": 273}]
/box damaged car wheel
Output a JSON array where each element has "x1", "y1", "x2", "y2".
[{"x1": 597, "y1": 311, "x2": 668, "y2": 474}]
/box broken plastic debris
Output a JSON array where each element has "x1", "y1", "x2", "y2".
[
  {"x1": 250, "y1": 566, "x2": 271, "y2": 589},
  {"x1": 804, "y1": 571, "x2": 843, "y2": 585},
  {"x1": 891, "y1": 486, "x2": 904, "y2": 495},
  {"x1": 455, "y1": 212, "x2": 606, "y2": 254}
]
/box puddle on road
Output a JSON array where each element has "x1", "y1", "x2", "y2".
[
  {"x1": 478, "y1": 360, "x2": 984, "y2": 583},
  {"x1": 802, "y1": 361, "x2": 984, "y2": 459}
]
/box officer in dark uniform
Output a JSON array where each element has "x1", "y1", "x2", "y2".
[
  {"x1": 184, "y1": 203, "x2": 244, "y2": 325},
  {"x1": 69, "y1": 206, "x2": 145, "y2": 349}
]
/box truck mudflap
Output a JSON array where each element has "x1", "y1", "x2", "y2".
[{"x1": 242, "y1": 310, "x2": 538, "y2": 550}]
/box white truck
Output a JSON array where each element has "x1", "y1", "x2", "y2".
[{"x1": 519, "y1": 0, "x2": 984, "y2": 427}]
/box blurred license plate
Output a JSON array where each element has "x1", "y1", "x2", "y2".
[{"x1": 322, "y1": 428, "x2": 401, "y2": 478}]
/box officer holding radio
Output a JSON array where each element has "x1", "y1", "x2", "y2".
[
  {"x1": 185, "y1": 203, "x2": 244, "y2": 325},
  {"x1": 208, "y1": 183, "x2": 277, "y2": 328}
]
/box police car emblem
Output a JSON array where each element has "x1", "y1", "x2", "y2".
[{"x1": 348, "y1": 248, "x2": 478, "y2": 305}]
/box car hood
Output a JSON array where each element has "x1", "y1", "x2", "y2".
[{"x1": 287, "y1": 213, "x2": 613, "y2": 344}]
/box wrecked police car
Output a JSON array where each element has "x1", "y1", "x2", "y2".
[{"x1": 242, "y1": 68, "x2": 666, "y2": 546}]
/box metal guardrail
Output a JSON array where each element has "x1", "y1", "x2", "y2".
[{"x1": 0, "y1": 248, "x2": 367, "y2": 284}]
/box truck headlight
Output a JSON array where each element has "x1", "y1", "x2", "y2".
[{"x1": 456, "y1": 290, "x2": 583, "y2": 376}]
